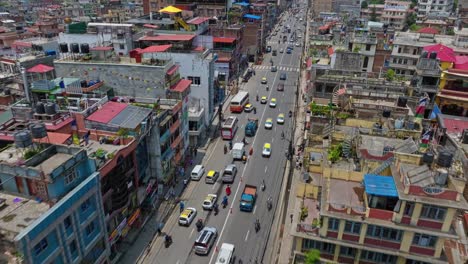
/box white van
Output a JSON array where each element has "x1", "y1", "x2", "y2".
[
  {"x1": 215, "y1": 243, "x2": 235, "y2": 264},
  {"x1": 191, "y1": 165, "x2": 205, "y2": 181}
]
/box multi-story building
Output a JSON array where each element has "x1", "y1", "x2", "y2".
[
  {"x1": 173, "y1": 0, "x2": 234, "y2": 18},
  {"x1": 290, "y1": 97, "x2": 468, "y2": 264},
  {"x1": 348, "y1": 30, "x2": 378, "y2": 72},
  {"x1": 360, "y1": 4, "x2": 385, "y2": 21},
  {"x1": 0, "y1": 141, "x2": 111, "y2": 263},
  {"x1": 312, "y1": 0, "x2": 333, "y2": 17},
  {"x1": 381, "y1": 0, "x2": 412, "y2": 30},
  {"x1": 417, "y1": 0, "x2": 454, "y2": 21},
  {"x1": 242, "y1": 13, "x2": 265, "y2": 62}
]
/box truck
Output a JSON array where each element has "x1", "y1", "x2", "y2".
[
  {"x1": 232, "y1": 142, "x2": 245, "y2": 160},
  {"x1": 245, "y1": 118, "x2": 258, "y2": 137},
  {"x1": 240, "y1": 184, "x2": 257, "y2": 212}
]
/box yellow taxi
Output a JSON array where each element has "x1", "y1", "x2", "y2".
[
  {"x1": 265, "y1": 118, "x2": 273, "y2": 129},
  {"x1": 244, "y1": 103, "x2": 254, "y2": 112},
  {"x1": 202, "y1": 194, "x2": 218, "y2": 210},
  {"x1": 261, "y1": 77, "x2": 267, "y2": 84},
  {"x1": 205, "y1": 170, "x2": 219, "y2": 184},
  {"x1": 277, "y1": 113, "x2": 285, "y2": 124},
  {"x1": 179, "y1": 207, "x2": 197, "y2": 226},
  {"x1": 261, "y1": 96, "x2": 268, "y2": 104},
  {"x1": 262, "y1": 143, "x2": 272, "y2": 157},
  {"x1": 269, "y1": 98, "x2": 277, "y2": 108}
]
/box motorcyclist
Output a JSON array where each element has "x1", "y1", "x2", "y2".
[
  {"x1": 222, "y1": 196, "x2": 228, "y2": 207},
  {"x1": 266, "y1": 85, "x2": 269, "y2": 91},
  {"x1": 289, "y1": 110, "x2": 292, "y2": 117},
  {"x1": 267, "y1": 196, "x2": 273, "y2": 210},
  {"x1": 224, "y1": 144, "x2": 228, "y2": 154},
  {"x1": 256, "y1": 94, "x2": 259, "y2": 101},
  {"x1": 165, "y1": 234, "x2": 172, "y2": 243},
  {"x1": 281, "y1": 131, "x2": 285, "y2": 139}
]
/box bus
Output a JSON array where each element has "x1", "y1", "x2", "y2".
[
  {"x1": 230, "y1": 91, "x2": 249, "y2": 113},
  {"x1": 221, "y1": 116, "x2": 238, "y2": 140}
]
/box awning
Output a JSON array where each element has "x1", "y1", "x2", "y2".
[
  {"x1": 243, "y1": 14, "x2": 261, "y2": 20},
  {"x1": 233, "y1": 2, "x2": 250, "y2": 6},
  {"x1": 141, "y1": 44, "x2": 172, "y2": 53},
  {"x1": 90, "y1": 46, "x2": 113, "y2": 51},
  {"x1": 139, "y1": 34, "x2": 195, "y2": 41},
  {"x1": 27, "y1": 64, "x2": 54, "y2": 73},
  {"x1": 187, "y1": 17, "x2": 210, "y2": 25},
  {"x1": 213, "y1": 37, "x2": 236, "y2": 44},
  {"x1": 364, "y1": 174, "x2": 398, "y2": 197},
  {"x1": 159, "y1": 5, "x2": 182, "y2": 14},
  {"x1": 166, "y1": 64, "x2": 180, "y2": 75},
  {"x1": 171, "y1": 79, "x2": 191, "y2": 92}
]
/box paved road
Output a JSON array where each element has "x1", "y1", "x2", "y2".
[{"x1": 143, "y1": 7, "x2": 307, "y2": 264}]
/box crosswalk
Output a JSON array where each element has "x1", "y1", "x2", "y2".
[{"x1": 252, "y1": 65, "x2": 300, "y2": 72}]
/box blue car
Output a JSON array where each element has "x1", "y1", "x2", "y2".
[{"x1": 286, "y1": 48, "x2": 292, "y2": 54}]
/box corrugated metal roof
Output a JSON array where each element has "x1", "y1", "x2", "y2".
[
  {"x1": 108, "y1": 105, "x2": 152, "y2": 129},
  {"x1": 86, "y1": 102, "x2": 127, "y2": 124},
  {"x1": 364, "y1": 174, "x2": 398, "y2": 197}
]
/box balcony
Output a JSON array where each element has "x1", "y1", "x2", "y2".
[
  {"x1": 30, "y1": 80, "x2": 57, "y2": 92},
  {"x1": 352, "y1": 35, "x2": 378, "y2": 44}
]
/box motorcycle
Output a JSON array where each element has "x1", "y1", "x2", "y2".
[
  {"x1": 214, "y1": 204, "x2": 219, "y2": 215},
  {"x1": 196, "y1": 219, "x2": 204, "y2": 232},
  {"x1": 164, "y1": 235, "x2": 173, "y2": 248},
  {"x1": 254, "y1": 219, "x2": 260, "y2": 233},
  {"x1": 267, "y1": 197, "x2": 273, "y2": 211},
  {"x1": 289, "y1": 111, "x2": 292, "y2": 117},
  {"x1": 261, "y1": 179, "x2": 265, "y2": 191},
  {"x1": 266, "y1": 86, "x2": 269, "y2": 91}
]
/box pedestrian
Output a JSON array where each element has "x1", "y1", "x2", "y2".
[
  {"x1": 299, "y1": 161, "x2": 302, "y2": 168},
  {"x1": 226, "y1": 185, "x2": 231, "y2": 196},
  {"x1": 190, "y1": 159, "x2": 193, "y2": 166},
  {"x1": 290, "y1": 213, "x2": 293, "y2": 223}
]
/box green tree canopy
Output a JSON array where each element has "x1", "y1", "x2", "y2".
[
  {"x1": 361, "y1": 1, "x2": 368, "y2": 9},
  {"x1": 305, "y1": 249, "x2": 321, "y2": 264}
]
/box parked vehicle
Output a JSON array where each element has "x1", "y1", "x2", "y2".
[
  {"x1": 245, "y1": 118, "x2": 258, "y2": 137},
  {"x1": 232, "y1": 142, "x2": 245, "y2": 160}
]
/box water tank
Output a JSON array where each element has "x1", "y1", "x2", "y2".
[
  {"x1": 382, "y1": 109, "x2": 391, "y2": 118},
  {"x1": 71, "y1": 43, "x2": 80, "y2": 53},
  {"x1": 406, "y1": 121, "x2": 414, "y2": 130},
  {"x1": 394, "y1": 119, "x2": 404, "y2": 129},
  {"x1": 45, "y1": 103, "x2": 56, "y2": 115},
  {"x1": 420, "y1": 50, "x2": 429, "y2": 58},
  {"x1": 435, "y1": 168, "x2": 448, "y2": 186},
  {"x1": 429, "y1": 51, "x2": 438, "y2": 60},
  {"x1": 80, "y1": 43, "x2": 89, "y2": 54},
  {"x1": 35, "y1": 102, "x2": 45, "y2": 114},
  {"x1": 462, "y1": 129, "x2": 468, "y2": 144},
  {"x1": 80, "y1": 80, "x2": 87, "y2": 87},
  {"x1": 59, "y1": 43, "x2": 69, "y2": 53},
  {"x1": 14, "y1": 131, "x2": 32, "y2": 148},
  {"x1": 437, "y1": 152, "x2": 453, "y2": 167},
  {"x1": 397, "y1": 96, "x2": 407, "y2": 107},
  {"x1": 422, "y1": 152, "x2": 434, "y2": 165},
  {"x1": 31, "y1": 123, "x2": 47, "y2": 139}
]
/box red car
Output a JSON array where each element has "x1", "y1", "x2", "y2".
[{"x1": 277, "y1": 83, "x2": 284, "y2": 91}]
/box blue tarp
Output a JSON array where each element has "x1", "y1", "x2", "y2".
[
  {"x1": 244, "y1": 14, "x2": 261, "y2": 20},
  {"x1": 233, "y1": 2, "x2": 250, "y2": 6},
  {"x1": 363, "y1": 174, "x2": 398, "y2": 197}
]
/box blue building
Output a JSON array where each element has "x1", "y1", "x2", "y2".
[{"x1": 14, "y1": 172, "x2": 110, "y2": 264}]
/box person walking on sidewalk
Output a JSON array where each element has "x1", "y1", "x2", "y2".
[{"x1": 226, "y1": 185, "x2": 231, "y2": 196}]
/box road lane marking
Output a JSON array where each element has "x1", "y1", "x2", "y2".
[
  {"x1": 176, "y1": 260, "x2": 180, "y2": 264},
  {"x1": 265, "y1": 166, "x2": 268, "y2": 173},
  {"x1": 253, "y1": 205, "x2": 257, "y2": 215},
  {"x1": 212, "y1": 182, "x2": 217, "y2": 190},
  {"x1": 189, "y1": 228, "x2": 195, "y2": 238},
  {"x1": 272, "y1": 137, "x2": 274, "y2": 143},
  {"x1": 245, "y1": 230, "x2": 250, "y2": 241}
]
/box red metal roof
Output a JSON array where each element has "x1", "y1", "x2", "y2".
[
  {"x1": 139, "y1": 34, "x2": 195, "y2": 42},
  {"x1": 418, "y1": 27, "x2": 439, "y2": 34},
  {"x1": 86, "y1": 102, "x2": 128, "y2": 124},
  {"x1": 90, "y1": 46, "x2": 113, "y2": 51},
  {"x1": 192, "y1": 46, "x2": 204, "y2": 52},
  {"x1": 34, "y1": 132, "x2": 71, "y2": 144},
  {"x1": 12, "y1": 41, "x2": 32, "y2": 48},
  {"x1": 217, "y1": 56, "x2": 231, "y2": 62},
  {"x1": 423, "y1": 44, "x2": 455, "y2": 63},
  {"x1": 187, "y1": 17, "x2": 210, "y2": 25},
  {"x1": 213, "y1": 37, "x2": 236, "y2": 44},
  {"x1": 455, "y1": 56, "x2": 468, "y2": 70},
  {"x1": 441, "y1": 116, "x2": 468, "y2": 134},
  {"x1": 171, "y1": 79, "x2": 191, "y2": 93},
  {"x1": 141, "y1": 44, "x2": 172, "y2": 53},
  {"x1": 27, "y1": 64, "x2": 54, "y2": 73},
  {"x1": 167, "y1": 64, "x2": 180, "y2": 75}
]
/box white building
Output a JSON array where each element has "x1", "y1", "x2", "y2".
[{"x1": 417, "y1": 0, "x2": 454, "y2": 21}]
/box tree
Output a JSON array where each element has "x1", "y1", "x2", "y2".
[
  {"x1": 305, "y1": 249, "x2": 321, "y2": 264},
  {"x1": 370, "y1": 6, "x2": 378, "y2": 21},
  {"x1": 361, "y1": 0, "x2": 368, "y2": 9},
  {"x1": 385, "y1": 69, "x2": 396, "y2": 81},
  {"x1": 404, "y1": 13, "x2": 417, "y2": 29}
]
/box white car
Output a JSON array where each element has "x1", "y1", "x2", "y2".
[
  {"x1": 179, "y1": 207, "x2": 197, "y2": 226},
  {"x1": 295, "y1": 42, "x2": 300, "y2": 47},
  {"x1": 202, "y1": 194, "x2": 218, "y2": 210},
  {"x1": 262, "y1": 143, "x2": 272, "y2": 157},
  {"x1": 277, "y1": 114, "x2": 285, "y2": 124},
  {"x1": 265, "y1": 118, "x2": 273, "y2": 129},
  {"x1": 269, "y1": 98, "x2": 277, "y2": 108}
]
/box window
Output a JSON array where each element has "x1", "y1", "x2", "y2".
[
  {"x1": 36, "y1": 182, "x2": 47, "y2": 197},
  {"x1": 406, "y1": 259, "x2": 430, "y2": 264},
  {"x1": 64, "y1": 216, "x2": 72, "y2": 229},
  {"x1": 85, "y1": 221, "x2": 95, "y2": 236},
  {"x1": 398, "y1": 47, "x2": 401, "y2": 53},
  {"x1": 344, "y1": 221, "x2": 361, "y2": 234},
  {"x1": 412, "y1": 233, "x2": 437, "y2": 247},
  {"x1": 366, "y1": 44, "x2": 371, "y2": 51},
  {"x1": 64, "y1": 169, "x2": 77, "y2": 185},
  {"x1": 339, "y1": 246, "x2": 357, "y2": 257},
  {"x1": 34, "y1": 238, "x2": 48, "y2": 256},
  {"x1": 367, "y1": 225, "x2": 402, "y2": 241},
  {"x1": 81, "y1": 199, "x2": 91, "y2": 212},
  {"x1": 404, "y1": 202, "x2": 414, "y2": 216},
  {"x1": 403, "y1": 59, "x2": 408, "y2": 64},
  {"x1": 361, "y1": 250, "x2": 397, "y2": 263},
  {"x1": 119, "y1": 44, "x2": 125, "y2": 49},
  {"x1": 363, "y1": 56, "x2": 369, "y2": 68},
  {"x1": 69, "y1": 240, "x2": 77, "y2": 255},
  {"x1": 420, "y1": 205, "x2": 446, "y2": 220},
  {"x1": 328, "y1": 218, "x2": 340, "y2": 231},
  {"x1": 187, "y1": 76, "x2": 201, "y2": 85},
  {"x1": 302, "y1": 239, "x2": 335, "y2": 254}
]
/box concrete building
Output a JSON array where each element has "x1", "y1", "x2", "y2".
[
  {"x1": 290, "y1": 96, "x2": 468, "y2": 264},
  {"x1": 348, "y1": 30, "x2": 378, "y2": 72},
  {"x1": 417, "y1": 0, "x2": 454, "y2": 21},
  {"x1": 360, "y1": 4, "x2": 385, "y2": 20},
  {"x1": 14, "y1": 173, "x2": 110, "y2": 264},
  {"x1": 381, "y1": 0, "x2": 412, "y2": 30},
  {"x1": 312, "y1": 0, "x2": 333, "y2": 17}
]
